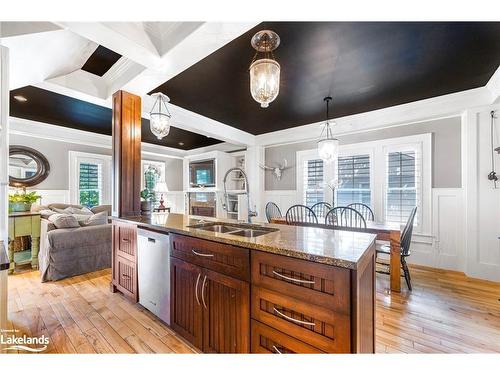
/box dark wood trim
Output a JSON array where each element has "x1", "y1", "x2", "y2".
[{"x1": 112, "y1": 90, "x2": 142, "y2": 217}]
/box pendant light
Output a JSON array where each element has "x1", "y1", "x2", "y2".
[
  {"x1": 249, "y1": 30, "x2": 281, "y2": 108},
  {"x1": 317, "y1": 96, "x2": 339, "y2": 162},
  {"x1": 149, "y1": 92, "x2": 172, "y2": 140}
]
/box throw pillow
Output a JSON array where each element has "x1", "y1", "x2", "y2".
[
  {"x1": 78, "y1": 211, "x2": 108, "y2": 227},
  {"x1": 48, "y1": 214, "x2": 80, "y2": 229},
  {"x1": 65, "y1": 206, "x2": 93, "y2": 215},
  {"x1": 39, "y1": 209, "x2": 58, "y2": 219}
]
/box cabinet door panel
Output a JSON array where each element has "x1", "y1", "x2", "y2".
[
  {"x1": 114, "y1": 255, "x2": 138, "y2": 302},
  {"x1": 202, "y1": 268, "x2": 250, "y2": 353},
  {"x1": 114, "y1": 222, "x2": 137, "y2": 262},
  {"x1": 170, "y1": 257, "x2": 203, "y2": 349}
]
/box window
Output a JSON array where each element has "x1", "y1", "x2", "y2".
[
  {"x1": 78, "y1": 162, "x2": 102, "y2": 207},
  {"x1": 385, "y1": 150, "x2": 420, "y2": 225},
  {"x1": 69, "y1": 151, "x2": 111, "y2": 207},
  {"x1": 303, "y1": 159, "x2": 324, "y2": 206},
  {"x1": 336, "y1": 154, "x2": 371, "y2": 207},
  {"x1": 141, "y1": 160, "x2": 166, "y2": 207}
]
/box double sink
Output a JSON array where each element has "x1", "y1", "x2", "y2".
[{"x1": 188, "y1": 222, "x2": 279, "y2": 238}]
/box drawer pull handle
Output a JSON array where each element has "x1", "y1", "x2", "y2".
[
  {"x1": 122, "y1": 238, "x2": 130, "y2": 243},
  {"x1": 273, "y1": 307, "x2": 316, "y2": 327},
  {"x1": 272, "y1": 270, "x2": 315, "y2": 285},
  {"x1": 201, "y1": 275, "x2": 208, "y2": 309},
  {"x1": 272, "y1": 345, "x2": 283, "y2": 354},
  {"x1": 195, "y1": 273, "x2": 201, "y2": 306},
  {"x1": 121, "y1": 274, "x2": 131, "y2": 279},
  {"x1": 192, "y1": 249, "x2": 214, "y2": 257}
]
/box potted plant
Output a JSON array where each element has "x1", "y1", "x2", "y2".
[
  {"x1": 140, "y1": 188, "x2": 155, "y2": 216},
  {"x1": 8, "y1": 191, "x2": 41, "y2": 212}
]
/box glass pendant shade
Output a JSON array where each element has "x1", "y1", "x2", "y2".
[
  {"x1": 149, "y1": 93, "x2": 171, "y2": 140},
  {"x1": 317, "y1": 96, "x2": 339, "y2": 161},
  {"x1": 318, "y1": 137, "x2": 339, "y2": 162},
  {"x1": 249, "y1": 30, "x2": 281, "y2": 108},
  {"x1": 249, "y1": 58, "x2": 281, "y2": 108}
]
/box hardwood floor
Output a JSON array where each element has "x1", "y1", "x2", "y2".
[{"x1": 3, "y1": 265, "x2": 500, "y2": 354}]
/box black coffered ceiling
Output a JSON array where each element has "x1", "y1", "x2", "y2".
[
  {"x1": 152, "y1": 22, "x2": 500, "y2": 135},
  {"x1": 9, "y1": 86, "x2": 222, "y2": 150},
  {"x1": 81, "y1": 45, "x2": 122, "y2": 77}
]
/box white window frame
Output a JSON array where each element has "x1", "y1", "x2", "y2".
[
  {"x1": 141, "y1": 160, "x2": 166, "y2": 190},
  {"x1": 296, "y1": 149, "x2": 333, "y2": 206},
  {"x1": 336, "y1": 146, "x2": 375, "y2": 209},
  {"x1": 295, "y1": 133, "x2": 432, "y2": 235},
  {"x1": 69, "y1": 151, "x2": 111, "y2": 206}
]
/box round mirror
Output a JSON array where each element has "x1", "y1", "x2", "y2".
[{"x1": 9, "y1": 146, "x2": 50, "y2": 187}]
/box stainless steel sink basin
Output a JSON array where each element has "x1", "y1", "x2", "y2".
[
  {"x1": 230, "y1": 229, "x2": 274, "y2": 238},
  {"x1": 188, "y1": 222, "x2": 278, "y2": 238}
]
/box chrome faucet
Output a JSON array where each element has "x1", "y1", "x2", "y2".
[{"x1": 223, "y1": 167, "x2": 257, "y2": 223}]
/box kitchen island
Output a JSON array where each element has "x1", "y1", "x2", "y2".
[{"x1": 111, "y1": 213, "x2": 377, "y2": 354}]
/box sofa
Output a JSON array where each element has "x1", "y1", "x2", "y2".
[{"x1": 36, "y1": 203, "x2": 112, "y2": 282}]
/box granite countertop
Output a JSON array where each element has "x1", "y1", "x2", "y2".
[
  {"x1": 115, "y1": 213, "x2": 376, "y2": 270},
  {"x1": 0, "y1": 240, "x2": 9, "y2": 271}
]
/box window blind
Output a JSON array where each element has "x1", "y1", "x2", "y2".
[
  {"x1": 385, "y1": 150, "x2": 420, "y2": 225},
  {"x1": 303, "y1": 159, "x2": 324, "y2": 206},
  {"x1": 336, "y1": 154, "x2": 371, "y2": 207},
  {"x1": 79, "y1": 162, "x2": 102, "y2": 207}
]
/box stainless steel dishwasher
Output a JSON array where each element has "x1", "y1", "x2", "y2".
[{"x1": 137, "y1": 229, "x2": 170, "y2": 325}]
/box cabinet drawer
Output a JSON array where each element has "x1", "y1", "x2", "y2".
[
  {"x1": 13, "y1": 216, "x2": 33, "y2": 237},
  {"x1": 251, "y1": 320, "x2": 324, "y2": 354},
  {"x1": 113, "y1": 222, "x2": 137, "y2": 261},
  {"x1": 114, "y1": 255, "x2": 137, "y2": 302},
  {"x1": 251, "y1": 251, "x2": 350, "y2": 314},
  {"x1": 170, "y1": 234, "x2": 249, "y2": 281},
  {"x1": 251, "y1": 286, "x2": 350, "y2": 353}
]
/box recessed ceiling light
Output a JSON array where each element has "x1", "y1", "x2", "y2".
[
  {"x1": 14, "y1": 95, "x2": 28, "y2": 102},
  {"x1": 178, "y1": 142, "x2": 184, "y2": 146}
]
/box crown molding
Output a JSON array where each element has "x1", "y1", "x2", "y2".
[{"x1": 9, "y1": 117, "x2": 187, "y2": 159}]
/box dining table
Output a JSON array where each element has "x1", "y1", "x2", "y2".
[{"x1": 270, "y1": 217, "x2": 402, "y2": 292}]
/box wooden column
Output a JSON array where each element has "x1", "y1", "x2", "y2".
[{"x1": 112, "y1": 90, "x2": 142, "y2": 217}]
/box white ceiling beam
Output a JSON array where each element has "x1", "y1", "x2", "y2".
[
  {"x1": 486, "y1": 65, "x2": 500, "y2": 103},
  {"x1": 255, "y1": 87, "x2": 493, "y2": 147},
  {"x1": 55, "y1": 22, "x2": 161, "y2": 69},
  {"x1": 123, "y1": 22, "x2": 258, "y2": 96},
  {"x1": 0, "y1": 22, "x2": 61, "y2": 38}
]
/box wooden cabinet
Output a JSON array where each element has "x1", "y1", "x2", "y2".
[
  {"x1": 112, "y1": 221, "x2": 138, "y2": 302},
  {"x1": 250, "y1": 248, "x2": 375, "y2": 353},
  {"x1": 202, "y1": 268, "x2": 249, "y2": 353},
  {"x1": 170, "y1": 234, "x2": 250, "y2": 353},
  {"x1": 170, "y1": 257, "x2": 203, "y2": 348}
]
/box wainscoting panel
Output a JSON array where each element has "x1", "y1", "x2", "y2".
[
  {"x1": 164, "y1": 191, "x2": 185, "y2": 214},
  {"x1": 432, "y1": 188, "x2": 465, "y2": 271}
]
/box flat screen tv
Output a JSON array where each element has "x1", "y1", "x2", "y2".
[{"x1": 189, "y1": 159, "x2": 215, "y2": 187}]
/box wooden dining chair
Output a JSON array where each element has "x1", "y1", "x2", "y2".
[
  {"x1": 310, "y1": 201, "x2": 332, "y2": 219},
  {"x1": 285, "y1": 205, "x2": 318, "y2": 225},
  {"x1": 265, "y1": 202, "x2": 282, "y2": 223},
  {"x1": 376, "y1": 206, "x2": 417, "y2": 290},
  {"x1": 324, "y1": 206, "x2": 366, "y2": 228},
  {"x1": 347, "y1": 203, "x2": 374, "y2": 221}
]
